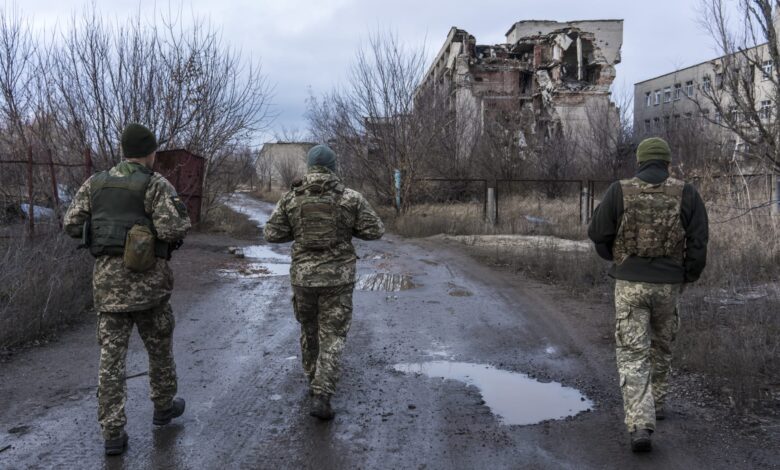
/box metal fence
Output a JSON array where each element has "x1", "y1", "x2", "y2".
[
  {"x1": 407, "y1": 173, "x2": 778, "y2": 228},
  {"x1": 0, "y1": 147, "x2": 93, "y2": 236},
  {"x1": 1, "y1": 147, "x2": 206, "y2": 238}
]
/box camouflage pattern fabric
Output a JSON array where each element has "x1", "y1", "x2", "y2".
[
  {"x1": 97, "y1": 302, "x2": 177, "y2": 439},
  {"x1": 292, "y1": 284, "x2": 353, "y2": 396},
  {"x1": 613, "y1": 176, "x2": 685, "y2": 265},
  {"x1": 614, "y1": 279, "x2": 681, "y2": 432},
  {"x1": 64, "y1": 161, "x2": 191, "y2": 312},
  {"x1": 264, "y1": 166, "x2": 385, "y2": 287}
]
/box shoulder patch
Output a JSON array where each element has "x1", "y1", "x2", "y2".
[{"x1": 171, "y1": 196, "x2": 188, "y2": 218}]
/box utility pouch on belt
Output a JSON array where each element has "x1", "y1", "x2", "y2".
[{"x1": 124, "y1": 224, "x2": 157, "y2": 272}]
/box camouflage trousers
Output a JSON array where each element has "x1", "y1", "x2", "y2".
[
  {"x1": 614, "y1": 280, "x2": 682, "y2": 432},
  {"x1": 292, "y1": 284, "x2": 354, "y2": 397},
  {"x1": 97, "y1": 302, "x2": 177, "y2": 439}
]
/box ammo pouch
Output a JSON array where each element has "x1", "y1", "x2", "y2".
[{"x1": 124, "y1": 224, "x2": 157, "y2": 272}]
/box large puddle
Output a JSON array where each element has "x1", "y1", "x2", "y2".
[
  {"x1": 393, "y1": 361, "x2": 593, "y2": 425},
  {"x1": 356, "y1": 273, "x2": 416, "y2": 291}
]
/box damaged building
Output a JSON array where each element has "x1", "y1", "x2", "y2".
[{"x1": 419, "y1": 20, "x2": 623, "y2": 159}]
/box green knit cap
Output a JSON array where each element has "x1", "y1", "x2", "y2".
[
  {"x1": 307, "y1": 144, "x2": 337, "y2": 171},
  {"x1": 121, "y1": 123, "x2": 158, "y2": 158},
  {"x1": 636, "y1": 137, "x2": 671, "y2": 163}
]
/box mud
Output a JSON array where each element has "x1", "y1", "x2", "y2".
[{"x1": 0, "y1": 196, "x2": 775, "y2": 469}]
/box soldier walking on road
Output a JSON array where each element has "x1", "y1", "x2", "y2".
[
  {"x1": 264, "y1": 144, "x2": 384, "y2": 420},
  {"x1": 588, "y1": 137, "x2": 708, "y2": 452},
  {"x1": 64, "y1": 124, "x2": 191, "y2": 455}
]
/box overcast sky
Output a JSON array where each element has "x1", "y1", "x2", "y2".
[{"x1": 21, "y1": 0, "x2": 726, "y2": 142}]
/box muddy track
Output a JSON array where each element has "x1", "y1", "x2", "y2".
[{"x1": 0, "y1": 195, "x2": 775, "y2": 469}]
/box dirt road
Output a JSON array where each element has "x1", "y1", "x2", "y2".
[{"x1": 0, "y1": 195, "x2": 773, "y2": 469}]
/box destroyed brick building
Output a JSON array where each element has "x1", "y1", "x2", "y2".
[{"x1": 419, "y1": 20, "x2": 624, "y2": 160}]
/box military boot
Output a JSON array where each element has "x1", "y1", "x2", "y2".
[
  {"x1": 104, "y1": 429, "x2": 128, "y2": 456},
  {"x1": 153, "y1": 397, "x2": 186, "y2": 425},
  {"x1": 309, "y1": 393, "x2": 334, "y2": 421},
  {"x1": 630, "y1": 428, "x2": 652, "y2": 452}
]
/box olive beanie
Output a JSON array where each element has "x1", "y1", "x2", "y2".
[
  {"x1": 121, "y1": 123, "x2": 158, "y2": 158},
  {"x1": 636, "y1": 137, "x2": 672, "y2": 163}
]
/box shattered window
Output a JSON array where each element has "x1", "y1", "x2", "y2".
[
  {"x1": 654, "y1": 90, "x2": 661, "y2": 105},
  {"x1": 663, "y1": 87, "x2": 672, "y2": 103},
  {"x1": 714, "y1": 110, "x2": 722, "y2": 124},
  {"x1": 685, "y1": 81, "x2": 694, "y2": 96},
  {"x1": 644, "y1": 119, "x2": 651, "y2": 132},
  {"x1": 762, "y1": 60, "x2": 773, "y2": 80},
  {"x1": 715, "y1": 73, "x2": 723, "y2": 89},
  {"x1": 645, "y1": 92, "x2": 652, "y2": 107},
  {"x1": 759, "y1": 100, "x2": 771, "y2": 120},
  {"x1": 653, "y1": 117, "x2": 661, "y2": 128},
  {"x1": 702, "y1": 75, "x2": 711, "y2": 92},
  {"x1": 674, "y1": 84, "x2": 682, "y2": 100}
]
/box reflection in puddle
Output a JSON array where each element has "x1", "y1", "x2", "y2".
[
  {"x1": 357, "y1": 273, "x2": 416, "y2": 292},
  {"x1": 219, "y1": 262, "x2": 290, "y2": 278},
  {"x1": 220, "y1": 244, "x2": 291, "y2": 279},
  {"x1": 243, "y1": 245, "x2": 289, "y2": 261},
  {"x1": 393, "y1": 361, "x2": 592, "y2": 425}
]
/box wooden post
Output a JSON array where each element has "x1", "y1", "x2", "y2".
[
  {"x1": 773, "y1": 173, "x2": 779, "y2": 215},
  {"x1": 47, "y1": 148, "x2": 61, "y2": 227},
  {"x1": 27, "y1": 145, "x2": 34, "y2": 237}
]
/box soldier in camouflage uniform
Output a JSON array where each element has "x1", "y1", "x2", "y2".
[
  {"x1": 589, "y1": 137, "x2": 708, "y2": 452},
  {"x1": 64, "y1": 124, "x2": 191, "y2": 455},
  {"x1": 264, "y1": 144, "x2": 384, "y2": 420}
]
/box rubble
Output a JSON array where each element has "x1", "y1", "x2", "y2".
[{"x1": 419, "y1": 20, "x2": 624, "y2": 154}]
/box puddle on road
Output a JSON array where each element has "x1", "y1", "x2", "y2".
[
  {"x1": 242, "y1": 245, "x2": 290, "y2": 262},
  {"x1": 357, "y1": 273, "x2": 416, "y2": 292},
  {"x1": 220, "y1": 244, "x2": 291, "y2": 279},
  {"x1": 393, "y1": 361, "x2": 593, "y2": 425},
  {"x1": 218, "y1": 263, "x2": 289, "y2": 278}
]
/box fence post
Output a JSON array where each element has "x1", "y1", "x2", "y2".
[
  {"x1": 47, "y1": 148, "x2": 61, "y2": 227},
  {"x1": 84, "y1": 148, "x2": 92, "y2": 181},
  {"x1": 580, "y1": 181, "x2": 589, "y2": 225},
  {"x1": 27, "y1": 145, "x2": 34, "y2": 237},
  {"x1": 486, "y1": 187, "x2": 497, "y2": 225}
]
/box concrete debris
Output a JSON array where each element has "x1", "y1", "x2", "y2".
[{"x1": 420, "y1": 19, "x2": 624, "y2": 154}]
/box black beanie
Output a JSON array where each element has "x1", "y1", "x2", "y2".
[{"x1": 121, "y1": 123, "x2": 158, "y2": 158}]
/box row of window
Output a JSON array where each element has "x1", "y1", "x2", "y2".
[
  {"x1": 642, "y1": 100, "x2": 773, "y2": 131},
  {"x1": 645, "y1": 80, "x2": 697, "y2": 107},
  {"x1": 643, "y1": 60, "x2": 775, "y2": 107}
]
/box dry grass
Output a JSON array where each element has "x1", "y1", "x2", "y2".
[
  {"x1": 0, "y1": 225, "x2": 93, "y2": 348},
  {"x1": 199, "y1": 203, "x2": 261, "y2": 239},
  {"x1": 388, "y1": 194, "x2": 780, "y2": 413},
  {"x1": 249, "y1": 187, "x2": 286, "y2": 205}
]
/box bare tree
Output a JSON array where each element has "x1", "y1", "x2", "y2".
[
  {"x1": 307, "y1": 30, "x2": 441, "y2": 211},
  {"x1": 695, "y1": 0, "x2": 780, "y2": 173}
]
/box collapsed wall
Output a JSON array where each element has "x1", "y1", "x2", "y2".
[{"x1": 420, "y1": 19, "x2": 623, "y2": 158}]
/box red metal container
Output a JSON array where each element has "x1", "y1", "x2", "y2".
[{"x1": 154, "y1": 149, "x2": 205, "y2": 223}]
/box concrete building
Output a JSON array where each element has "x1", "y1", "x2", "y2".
[
  {"x1": 634, "y1": 25, "x2": 778, "y2": 159},
  {"x1": 418, "y1": 19, "x2": 624, "y2": 157},
  {"x1": 256, "y1": 142, "x2": 316, "y2": 189}
]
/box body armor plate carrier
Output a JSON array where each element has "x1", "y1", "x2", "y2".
[
  {"x1": 88, "y1": 169, "x2": 169, "y2": 259},
  {"x1": 293, "y1": 179, "x2": 345, "y2": 250},
  {"x1": 613, "y1": 176, "x2": 685, "y2": 265}
]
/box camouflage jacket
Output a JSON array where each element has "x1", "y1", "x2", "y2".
[
  {"x1": 64, "y1": 161, "x2": 191, "y2": 313},
  {"x1": 264, "y1": 167, "x2": 385, "y2": 287}
]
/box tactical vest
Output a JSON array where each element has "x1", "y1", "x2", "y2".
[
  {"x1": 293, "y1": 179, "x2": 346, "y2": 250},
  {"x1": 612, "y1": 176, "x2": 686, "y2": 265},
  {"x1": 88, "y1": 169, "x2": 168, "y2": 258}
]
